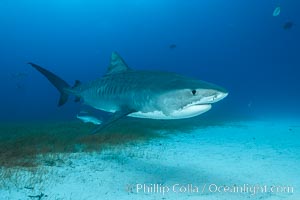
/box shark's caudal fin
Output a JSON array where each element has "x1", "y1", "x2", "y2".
[{"x1": 28, "y1": 62, "x2": 72, "y2": 106}]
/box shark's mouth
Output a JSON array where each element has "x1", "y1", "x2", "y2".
[
  {"x1": 171, "y1": 103, "x2": 212, "y2": 119},
  {"x1": 129, "y1": 103, "x2": 212, "y2": 120}
]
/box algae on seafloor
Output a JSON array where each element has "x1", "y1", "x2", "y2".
[
  {"x1": 0, "y1": 121, "x2": 152, "y2": 168},
  {"x1": 0, "y1": 115, "x2": 235, "y2": 169}
]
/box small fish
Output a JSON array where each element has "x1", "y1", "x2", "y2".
[
  {"x1": 76, "y1": 114, "x2": 102, "y2": 125},
  {"x1": 16, "y1": 83, "x2": 25, "y2": 90},
  {"x1": 169, "y1": 44, "x2": 177, "y2": 49},
  {"x1": 247, "y1": 101, "x2": 252, "y2": 108},
  {"x1": 283, "y1": 21, "x2": 294, "y2": 30},
  {"x1": 273, "y1": 6, "x2": 280, "y2": 17}
]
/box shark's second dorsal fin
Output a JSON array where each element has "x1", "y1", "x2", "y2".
[{"x1": 105, "y1": 52, "x2": 131, "y2": 75}]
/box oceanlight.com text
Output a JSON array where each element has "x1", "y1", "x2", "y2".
[{"x1": 126, "y1": 183, "x2": 294, "y2": 196}]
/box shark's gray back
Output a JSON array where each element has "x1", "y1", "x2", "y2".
[
  {"x1": 74, "y1": 70, "x2": 221, "y2": 113},
  {"x1": 73, "y1": 71, "x2": 181, "y2": 111}
]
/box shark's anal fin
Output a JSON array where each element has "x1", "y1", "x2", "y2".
[{"x1": 91, "y1": 107, "x2": 135, "y2": 134}]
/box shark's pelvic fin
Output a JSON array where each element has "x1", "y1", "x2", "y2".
[
  {"x1": 29, "y1": 62, "x2": 78, "y2": 106},
  {"x1": 105, "y1": 52, "x2": 131, "y2": 75},
  {"x1": 91, "y1": 107, "x2": 135, "y2": 134}
]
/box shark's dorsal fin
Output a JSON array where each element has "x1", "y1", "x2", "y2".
[{"x1": 105, "y1": 52, "x2": 131, "y2": 75}]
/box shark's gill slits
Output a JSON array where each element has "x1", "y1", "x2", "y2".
[
  {"x1": 110, "y1": 86, "x2": 114, "y2": 95},
  {"x1": 97, "y1": 88, "x2": 102, "y2": 96},
  {"x1": 107, "y1": 85, "x2": 111, "y2": 95},
  {"x1": 107, "y1": 86, "x2": 111, "y2": 95},
  {"x1": 119, "y1": 86, "x2": 125, "y2": 95},
  {"x1": 115, "y1": 85, "x2": 121, "y2": 95},
  {"x1": 111, "y1": 86, "x2": 117, "y2": 96},
  {"x1": 120, "y1": 86, "x2": 127, "y2": 95},
  {"x1": 103, "y1": 85, "x2": 108, "y2": 95}
]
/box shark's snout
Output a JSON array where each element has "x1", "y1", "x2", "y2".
[
  {"x1": 214, "y1": 91, "x2": 228, "y2": 102},
  {"x1": 194, "y1": 89, "x2": 228, "y2": 105}
]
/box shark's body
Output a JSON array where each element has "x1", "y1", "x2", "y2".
[{"x1": 30, "y1": 52, "x2": 228, "y2": 133}]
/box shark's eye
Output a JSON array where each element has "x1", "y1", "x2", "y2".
[{"x1": 192, "y1": 89, "x2": 197, "y2": 95}]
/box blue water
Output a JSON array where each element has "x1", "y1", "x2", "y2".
[{"x1": 0, "y1": 0, "x2": 299, "y2": 122}]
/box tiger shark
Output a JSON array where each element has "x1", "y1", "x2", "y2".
[{"x1": 29, "y1": 52, "x2": 228, "y2": 133}]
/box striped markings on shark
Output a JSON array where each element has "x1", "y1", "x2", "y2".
[{"x1": 29, "y1": 52, "x2": 228, "y2": 133}]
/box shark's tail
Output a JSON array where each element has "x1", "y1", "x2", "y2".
[{"x1": 28, "y1": 62, "x2": 73, "y2": 106}]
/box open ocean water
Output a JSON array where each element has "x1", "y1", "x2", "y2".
[{"x1": 0, "y1": 1, "x2": 299, "y2": 199}]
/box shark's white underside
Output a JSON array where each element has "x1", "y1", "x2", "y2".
[
  {"x1": 92, "y1": 101, "x2": 212, "y2": 120},
  {"x1": 129, "y1": 104, "x2": 212, "y2": 119}
]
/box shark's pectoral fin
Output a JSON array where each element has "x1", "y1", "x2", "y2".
[{"x1": 91, "y1": 107, "x2": 135, "y2": 134}]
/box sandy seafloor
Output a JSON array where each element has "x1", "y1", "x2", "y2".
[{"x1": 0, "y1": 119, "x2": 299, "y2": 200}]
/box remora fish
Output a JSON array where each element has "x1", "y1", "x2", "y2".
[
  {"x1": 76, "y1": 114, "x2": 102, "y2": 125},
  {"x1": 29, "y1": 52, "x2": 228, "y2": 133}
]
